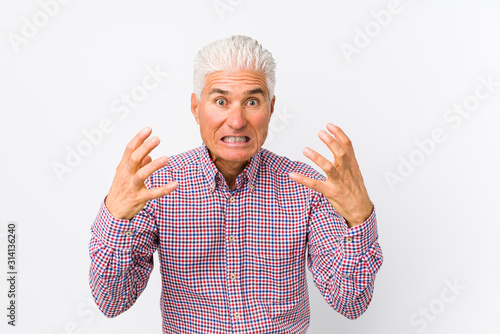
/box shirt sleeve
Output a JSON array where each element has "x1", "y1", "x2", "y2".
[
  {"x1": 88, "y1": 196, "x2": 158, "y2": 318},
  {"x1": 306, "y1": 191, "x2": 383, "y2": 319}
]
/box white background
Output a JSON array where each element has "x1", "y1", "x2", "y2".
[{"x1": 1, "y1": 0, "x2": 499, "y2": 333}]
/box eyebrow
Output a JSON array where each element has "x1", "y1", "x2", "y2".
[
  {"x1": 207, "y1": 88, "x2": 267, "y2": 97},
  {"x1": 208, "y1": 88, "x2": 230, "y2": 96},
  {"x1": 245, "y1": 88, "x2": 266, "y2": 96}
]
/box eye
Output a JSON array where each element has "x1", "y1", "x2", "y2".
[
  {"x1": 247, "y1": 99, "x2": 258, "y2": 107},
  {"x1": 215, "y1": 98, "x2": 226, "y2": 106}
]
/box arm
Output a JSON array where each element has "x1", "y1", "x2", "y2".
[
  {"x1": 307, "y1": 193, "x2": 383, "y2": 318},
  {"x1": 89, "y1": 196, "x2": 158, "y2": 317},
  {"x1": 289, "y1": 123, "x2": 383, "y2": 318},
  {"x1": 88, "y1": 127, "x2": 178, "y2": 317}
]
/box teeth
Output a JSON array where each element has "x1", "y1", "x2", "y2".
[{"x1": 223, "y1": 136, "x2": 248, "y2": 143}]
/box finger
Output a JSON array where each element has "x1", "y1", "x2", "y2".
[
  {"x1": 302, "y1": 147, "x2": 340, "y2": 181},
  {"x1": 326, "y1": 123, "x2": 361, "y2": 171},
  {"x1": 143, "y1": 181, "x2": 179, "y2": 201},
  {"x1": 318, "y1": 130, "x2": 349, "y2": 167},
  {"x1": 289, "y1": 172, "x2": 327, "y2": 194},
  {"x1": 121, "y1": 127, "x2": 153, "y2": 162},
  {"x1": 127, "y1": 136, "x2": 161, "y2": 172},
  {"x1": 135, "y1": 156, "x2": 169, "y2": 185},
  {"x1": 140, "y1": 155, "x2": 153, "y2": 168},
  {"x1": 326, "y1": 123, "x2": 351, "y2": 146}
]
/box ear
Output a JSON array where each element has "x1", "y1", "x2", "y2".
[
  {"x1": 270, "y1": 95, "x2": 276, "y2": 116},
  {"x1": 191, "y1": 93, "x2": 200, "y2": 124}
]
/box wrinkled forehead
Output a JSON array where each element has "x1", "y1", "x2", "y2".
[{"x1": 203, "y1": 70, "x2": 269, "y2": 98}]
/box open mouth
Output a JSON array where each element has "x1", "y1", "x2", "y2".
[{"x1": 221, "y1": 136, "x2": 250, "y2": 143}]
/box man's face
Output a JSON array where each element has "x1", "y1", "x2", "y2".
[{"x1": 191, "y1": 70, "x2": 275, "y2": 167}]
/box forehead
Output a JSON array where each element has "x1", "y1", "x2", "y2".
[{"x1": 203, "y1": 71, "x2": 268, "y2": 96}]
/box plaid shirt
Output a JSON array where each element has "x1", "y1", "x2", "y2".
[{"x1": 89, "y1": 144, "x2": 383, "y2": 333}]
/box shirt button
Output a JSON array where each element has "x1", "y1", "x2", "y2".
[
  {"x1": 210, "y1": 186, "x2": 215, "y2": 191},
  {"x1": 228, "y1": 235, "x2": 235, "y2": 242},
  {"x1": 345, "y1": 237, "x2": 352, "y2": 243},
  {"x1": 342, "y1": 273, "x2": 349, "y2": 278},
  {"x1": 234, "y1": 312, "x2": 240, "y2": 319},
  {"x1": 229, "y1": 196, "x2": 235, "y2": 202},
  {"x1": 230, "y1": 274, "x2": 236, "y2": 280},
  {"x1": 124, "y1": 231, "x2": 134, "y2": 237},
  {"x1": 249, "y1": 184, "x2": 255, "y2": 190}
]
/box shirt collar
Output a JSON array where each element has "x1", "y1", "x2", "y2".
[{"x1": 198, "y1": 143, "x2": 262, "y2": 192}]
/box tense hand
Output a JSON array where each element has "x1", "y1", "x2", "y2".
[
  {"x1": 105, "y1": 127, "x2": 178, "y2": 220},
  {"x1": 289, "y1": 123, "x2": 373, "y2": 227}
]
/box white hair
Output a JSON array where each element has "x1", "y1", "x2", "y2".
[{"x1": 193, "y1": 35, "x2": 276, "y2": 101}]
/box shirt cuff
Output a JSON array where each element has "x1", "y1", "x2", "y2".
[
  {"x1": 342, "y1": 207, "x2": 378, "y2": 257},
  {"x1": 91, "y1": 199, "x2": 136, "y2": 250}
]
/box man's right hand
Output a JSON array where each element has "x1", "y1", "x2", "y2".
[{"x1": 105, "y1": 127, "x2": 178, "y2": 220}]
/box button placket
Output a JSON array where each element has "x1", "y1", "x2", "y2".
[{"x1": 225, "y1": 192, "x2": 243, "y2": 326}]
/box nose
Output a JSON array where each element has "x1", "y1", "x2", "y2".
[{"x1": 226, "y1": 104, "x2": 247, "y2": 130}]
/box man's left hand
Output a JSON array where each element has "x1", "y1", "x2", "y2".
[{"x1": 289, "y1": 123, "x2": 373, "y2": 227}]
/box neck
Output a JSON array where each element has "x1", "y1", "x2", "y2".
[
  {"x1": 214, "y1": 159, "x2": 249, "y2": 191},
  {"x1": 212, "y1": 157, "x2": 250, "y2": 190}
]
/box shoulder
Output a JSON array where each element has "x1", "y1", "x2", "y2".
[
  {"x1": 147, "y1": 146, "x2": 202, "y2": 187},
  {"x1": 165, "y1": 146, "x2": 202, "y2": 171},
  {"x1": 259, "y1": 148, "x2": 326, "y2": 182}
]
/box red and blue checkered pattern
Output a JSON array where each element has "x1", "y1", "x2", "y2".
[{"x1": 89, "y1": 144, "x2": 383, "y2": 333}]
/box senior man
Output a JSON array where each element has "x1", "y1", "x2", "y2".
[{"x1": 89, "y1": 35, "x2": 383, "y2": 333}]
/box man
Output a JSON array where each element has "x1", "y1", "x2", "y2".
[{"x1": 89, "y1": 35, "x2": 383, "y2": 333}]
